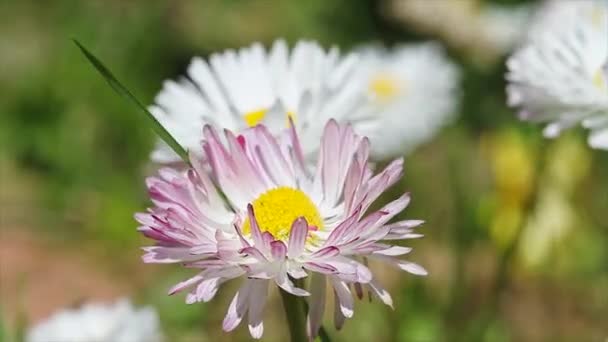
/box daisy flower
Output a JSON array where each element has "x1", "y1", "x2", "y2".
[
  {"x1": 26, "y1": 299, "x2": 162, "y2": 342},
  {"x1": 354, "y1": 43, "x2": 460, "y2": 158},
  {"x1": 136, "y1": 120, "x2": 426, "y2": 339},
  {"x1": 149, "y1": 39, "x2": 367, "y2": 164},
  {"x1": 506, "y1": 0, "x2": 608, "y2": 149}
]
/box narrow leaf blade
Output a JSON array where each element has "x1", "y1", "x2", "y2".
[{"x1": 73, "y1": 39, "x2": 189, "y2": 163}]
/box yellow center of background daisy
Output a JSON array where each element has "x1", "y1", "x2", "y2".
[
  {"x1": 592, "y1": 68, "x2": 606, "y2": 90},
  {"x1": 244, "y1": 109, "x2": 268, "y2": 127},
  {"x1": 369, "y1": 74, "x2": 400, "y2": 101},
  {"x1": 243, "y1": 109, "x2": 297, "y2": 127},
  {"x1": 591, "y1": 5, "x2": 606, "y2": 29},
  {"x1": 242, "y1": 187, "x2": 323, "y2": 240}
]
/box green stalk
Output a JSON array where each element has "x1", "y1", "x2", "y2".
[
  {"x1": 73, "y1": 40, "x2": 190, "y2": 164},
  {"x1": 280, "y1": 288, "x2": 307, "y2": 342}
]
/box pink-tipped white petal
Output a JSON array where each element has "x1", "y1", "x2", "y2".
[
  {"x1": 307, "y1": 273, "x2": 327, "y2": 339},
  {"x1": 330, "y1": 278, "x2": 354, "y2": 318},
  {"x1": 247, "y1": 280, "x2": 268, "y2": 339},
  {"x1": 287, "y1": 218, "x2": 308, "y2": 258},
  {"x1": 222, "y1": 281, "x2": 253, "y2": 332},
  {"x1": 369, "y1": 280, "x2": 394, "y2": 309},
  {"x1": 270, "y1": 241, "x2": 287, "y2": 260},
  {"x1": 276, "y1": 272, "x2": 309, "y2": 296},
  {"x1": 397, "y1": 261, "x2": 428, "y2": 276}
]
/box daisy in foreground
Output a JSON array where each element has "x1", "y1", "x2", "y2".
[
  {"x1": 26, "y1": 299, "x2": 162, "y2": 342},
  {"x1": 137, "y1": 120, "x2": 426, "y2": 339},
  {"x1": 149, "y1": 39, "x2": 368, "y2": 164},
  {"x1": 354, "y1": 43, "x2": 460, "y2": 158},
  {"x1": 506, "y1": 0, "x2": 608, "y2": 149}
]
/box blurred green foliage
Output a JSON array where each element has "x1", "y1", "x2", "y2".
[{"x1": 2, "y1": 0, "x2": 608, "y2": 341}]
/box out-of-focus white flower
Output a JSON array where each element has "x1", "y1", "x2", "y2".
[
  {"x1": 137, "y1": 120, "x2": 425, "y2": 339},
  {"x1": 353, "y1": 43, "x2": 460, "y2": 158},
  {"x1": 506, "y1": 0, "x2": 608, "y2": 149},
  {"x1": 149, "y1": 39, "x2": 367, "y2": 163},
  {"x1": 385, "y1": 0, "x2": 533, "y2": 65},
  {"x1": 26, "y1": 299, "x2": 162, "y2": 342}
]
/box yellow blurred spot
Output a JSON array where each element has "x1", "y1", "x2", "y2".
[
  {"x1": 481, "y1": 130, "x2": 537, "y2": 250},
  {"x1": 519, "y1": 188, "x2": 574, "y2": 268},
  {"x1": 546, "y1": 134, "x2": 591, "y2": 192},
  {"x1": 244, "y1": 109, "x2": 297, "y2": 127},
  {"x1": 591, "y1": 5, "x2": 606, "y2": 29},
  {"x1": 490, "y1": 205, "x2": 523, "y2": 250},
  {"x1": 593, "y1": 68, "x2": 606, "y2": 91},
  {"x1": 244, "y1": 109, "x2": 267, "y2": 127},
  {"x1": 369, "y1": 74, "x2": 400, "y2": 101},
  {"x1": 287, "y1": 110, "x2": 296, "y2": 125},
  {"x1": 487, "y1": 131, "x2": 535, "y2": 206},
  {"x1": 242, "y1": 187, "x2": 322, "y2": 241}
]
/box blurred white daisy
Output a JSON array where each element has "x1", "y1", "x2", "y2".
[
  {"x1": 149, "y1": 39, "x2": 366, "y2": 163},
  {"x1": 506, "y1": 0, "x2": 608, "y2": 149},
  {"x1": 354, "y1": 43, "x2": 460, "y2": 158},
  {"x1": 26, "y1": 298, "x2": 162, "y2": 342}
]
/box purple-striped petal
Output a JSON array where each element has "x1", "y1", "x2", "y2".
[
  {"x1": 310, "y1": 246, "x2": 340, "y2": 259},
  {"x1": 287, "y1": 217, "x2": 308, "y2": 258},
  {"x1": 270, "y1": 241, "x2": 287, "y2": 260},
  {"x1": 247, "y1": 280, "x2": 268, "y2": 339},
  {"x1": 223, "y1": 281, "x2": 253, "y2": 332},
  {"x1": 331, "y1": 278, "x2": 354, "y2": 318},
  {"x1": 307, "y1": 273, "x2": 326, "y2": 339},
  {"x1": 168, "y1": 274, "x2": 203, "y2": 295},
  {"x1": 275, "y1": 271, "x2": 309, "y2": 296}
]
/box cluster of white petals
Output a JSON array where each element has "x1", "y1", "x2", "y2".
[
  {"x1": 150, "y1": 40, "x2": 368, "y2": 164},
  {"x1": 26, "y1": 299, "x2": 162, "y2": 342},
  {"x1": 150, "y1": 39, "x2": 461, "y2": 163},
  {"x1": 507, "y1": 0, "x2": 608, "y2": 149}
]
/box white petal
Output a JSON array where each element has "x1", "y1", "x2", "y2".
[{"x1": 306, "y1": 273, "x2": 327, "y2": 339}]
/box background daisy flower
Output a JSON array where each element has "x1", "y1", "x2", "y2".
[
  {"x1": 136, "y1": 120, "x2": 425, "y2": 339},
  {"x1": 354, "y1": 43, "x2": 460, "y2": 158},
  {"x1": 148, "y1": 39, "x2": 368, "y2": 164},
  {"x1": 26, "y1": 299, "x2": 162, "y2": 342},
  {"x1": 506, "y1": 0, "x2": 608, "y2": 149}
]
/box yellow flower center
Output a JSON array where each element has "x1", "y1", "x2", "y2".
[
  {"x1": 243, "y1": 109, "x2": 297, "y2": 127},
  {"x1": 591, "y1": 5, "x2": 606, "y2": 29},
  {"x1": 593, "y1": 68, "x2": 606, "y2": 91},
  {"x1": 242, "y1": 187, "x2": 323, "y2": 240},
  {"x1": 244, "y1": 109, "x2": 267, "y2": 127},
  {"x1": 369, "y1": 74, "x2": 400, "y2": 101}
]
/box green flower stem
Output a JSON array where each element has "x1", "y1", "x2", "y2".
[
  {"x1": 280, "y1": 288, "x2": 307, "y2": 342},
  {"x1": 73, "y1": 40, "x2": 190, "y2": 164}
]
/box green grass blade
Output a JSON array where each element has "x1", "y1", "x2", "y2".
[{"x1": 73, "y1": 39, "x2": 189, "y2": 164}]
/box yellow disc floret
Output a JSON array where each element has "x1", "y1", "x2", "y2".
[
  {"x1": 593, "y1": 68, "x2": 606, "y2": 91},
  {"x1": 287, "y1": 110, "x2": 296, "y2": 125},
  {"x1": 244, "y1": 109, "x2": 297, "y2": 127},
  {"x1": 369, "y1": 74, "x2": 400, "y2": 101},
  {"x1": 591, "y1": 5, "x2": 606, "y2": 29},
  {"x1": 242, "y1": 187, "x2": 323, "y2": 240},
  {"x1": 244, "y1": 109, "x2": 268, "y2": 127}
]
